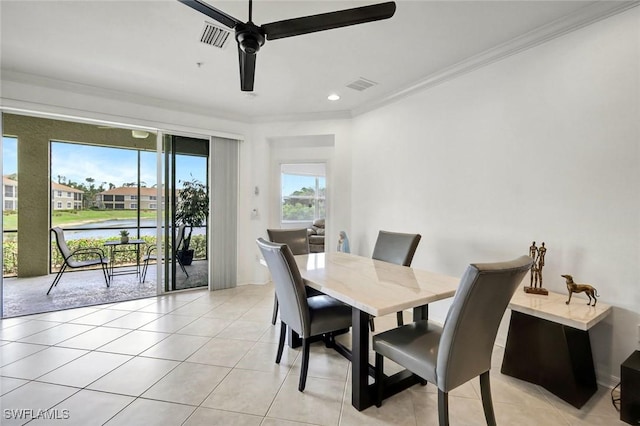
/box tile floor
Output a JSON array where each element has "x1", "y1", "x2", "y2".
[{"x1": 0, "y1": 284, "x2": 624, "y2": 425}]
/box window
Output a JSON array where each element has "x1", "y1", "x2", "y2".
[
  {"x1": 115, "y1": 195, "x2": 124, "y2": 202},
  {"x1": 57, "y1": 190, "x2": 62, "y2": 196},
  {"x1": 115, "y1": 203, "x2": 125, "y2": 209},
  {"x1": 66, "y1": 202, "x2": 71, "y2": 208},
  {"x1": 103, "y1": 195, "x2": 113, "y2": 201},
  {"x1": 67, "y1": 191, "x2": 72, "y2": 197},
  {"x1": 130, "y1": 203, "x2": 137, "y2": 209},
  {"x1": 149, "y1": 203, "x2": 157, "y2": 209},
  {"x1": 130, "y1": 195, "x2": 137, "y2": 200},
  {"x1": 4, "y1": 200, "x2": 14, "y2": 210},
  {"x1": 149, "y1": 196, "x2": 157, "y2": 201},
  {"x1": 281, "y1": 163, "x2": 326, "y2": 222},
  {"x1": 4, "y1": 185, "x2": 14, "y2": 197},
  {"x1": 56, "y1": 202, "x2": 62, "y2": 209}
]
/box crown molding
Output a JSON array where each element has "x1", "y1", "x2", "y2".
[
  {"x1": 0, "y1": 69, "x2": 251, "y2": 124},
  {"x1": 352, "y1": 1, "x2": 640, "y2": 117},
  {"x1": 248, "y1": 109, "x2": 353, "y2": 124}
]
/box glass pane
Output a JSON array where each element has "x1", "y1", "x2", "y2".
[
  {"x1": 3, "y1": 137, "x2": 18, "y2": 277},
  {"x1": 281, "y1": 168, "x2": 326, "y2": 223}
]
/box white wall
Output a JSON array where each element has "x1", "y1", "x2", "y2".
[
  {"x1": 236, "y1": 119, "x2": 353, "y2": 286},
  {"x1": 350, "y1": 7, "x2": 639, "y2": 385}
]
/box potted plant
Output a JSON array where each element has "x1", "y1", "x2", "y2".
[
  {"x1": 175, "y1": 177, "x2": 209, "y2": 265},
  {"x1": 119, "y1": 230, "x2": 129, "y2": 244}
]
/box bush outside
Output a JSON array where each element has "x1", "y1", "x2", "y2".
[{"x1": 2, "y1": 234, "x2": 207, "y2": 277}]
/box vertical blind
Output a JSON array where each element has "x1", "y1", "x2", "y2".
[{"x1": 210, "y1": 136, "x2": 239, "y2": 290}]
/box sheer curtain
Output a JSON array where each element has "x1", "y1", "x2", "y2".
[{"x1": 210, "y1": 136, "x2": 239, "y2": 290}]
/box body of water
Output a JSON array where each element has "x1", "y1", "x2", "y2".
[{"x1": 62, "y1": 219, "x2": 205, "y2": 240}]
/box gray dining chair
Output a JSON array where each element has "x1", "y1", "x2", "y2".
[
  {"x1": 267, "y1": 228, "x2": 323, "y2": 325},
  {"x1": 257, "y1": 237, "x2": 352, "y2": 391},
  {"x1": 373, "y1": 255, "x2": 533, "y2": 426},
  {"x1": 48, "y1": 227, "x2": 110, "y2": 295},
  {"x1": 370, "y1": 230, "x2": 422, "y2": 329}
]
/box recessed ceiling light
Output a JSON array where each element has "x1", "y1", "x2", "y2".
[{"x1": 327, "y1": 93, "x2": 340, "y2": 101}]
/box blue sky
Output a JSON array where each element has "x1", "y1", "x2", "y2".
[{"x1": 2, "y1": 137, "x2": 206, "y2": 188}]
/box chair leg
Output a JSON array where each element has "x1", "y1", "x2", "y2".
[
  {"x1": 275, "y1": 322, "x2": 286, "y2": 364},
  {"x1": 47, "y1": 264, "x2": 67, "y2": 295},
  {"x1": 438, "y1": 389, "x2": 449, "y2": 426},
  {"x1": 369, "y1": 316, "x2": 375, "y2": 332},
  {"x1": 176, "y1": 255, "x2": 189, "y2": 278},
  {"x1": 101, "y1": 263, "x2": 110, "y2": 287},
  {"x1": 480, "y1": 371, "x2": 497, "y2": 426},
  {"x1": 298, "y1": 338, "x2": 310, "y2": 392},
  {"x1": 396, "y1": 310, "x2": 404, "y2": 326},
  {"x1": 271, "y1": 294, "x2": 279, "y2": 325},
  {"x1": 140, "y1": 259, "x2": 148, "y2": 283},
  {"x1": 375, "y1": 352, "x2": 384, "y2": 407}
]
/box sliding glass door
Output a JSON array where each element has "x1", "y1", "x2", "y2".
[{"x1": 163, "y1": 135, "x2": 209, "y2": 291}]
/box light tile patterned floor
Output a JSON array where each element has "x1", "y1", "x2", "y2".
[{"x1": 0, "y1": 285, "x2": 625, "y2": 425}]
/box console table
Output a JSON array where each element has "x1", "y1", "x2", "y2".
[{"x1": 501, "y1": 289, "x2": 611, "y2": 408}]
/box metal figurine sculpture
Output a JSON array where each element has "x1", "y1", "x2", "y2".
[
  {"x1": 524, "y1": 241, "x2": 549, "y2": 295},
  {"x1": 562, "y1": 274, "x2": 599, "y2": 306}
]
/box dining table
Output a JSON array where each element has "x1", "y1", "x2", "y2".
[{"x1": 292, "y1": 252, "x2": 459, "y2": 411}]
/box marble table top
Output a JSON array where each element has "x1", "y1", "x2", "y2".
[
  {"x1": 509, "y1": 289, "x2": 612, "y2": 331},
  {"x1": 294, "y1": 252, "x2": 459, "y2": 317}
]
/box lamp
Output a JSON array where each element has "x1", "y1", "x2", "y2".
[{"x1": 131, "y1": 130, "x2": 149, "y2": 139}]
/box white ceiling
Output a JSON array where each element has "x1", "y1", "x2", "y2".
[{"x1": 0, "y1": 1, "x2": 634, "y2": 122}]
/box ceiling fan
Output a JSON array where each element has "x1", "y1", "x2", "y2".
[{"x1": 178, "y1": 0, "x2": 396, "y2": 91}]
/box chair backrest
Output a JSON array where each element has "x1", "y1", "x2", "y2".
[
  {"x1": 176, "y1": 224, "x2": 187, "y2": 250},
  {"x1": 372, "y1": 230, "x2": 422, "y2": 266},
  {"x1": 51, "y1": 227, "x2": 72, "y2": 260},
  {"x1": 437, "y1": 255, "x2": 533, "y2": 392},
  {"x1": 267, "y1": 228, "x2": 310, "y2": 255},
  {"x1": 257, "y1": 238, "x2": 311, "y2": 336}
]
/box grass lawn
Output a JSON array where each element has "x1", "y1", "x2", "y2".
[{"x1": 3, "y1": 210, "x2": 158, "y2": 230}]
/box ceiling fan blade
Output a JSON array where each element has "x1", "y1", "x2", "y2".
[
  {"x1": 177, "y1": 0, "x2": 242, "y2": 29},
  {"x1": 262, "y1": 1, "x2": 396, "y2": 41},
  {"x1": 238, "y1": 45, "x2": 256, "y2": 92}
]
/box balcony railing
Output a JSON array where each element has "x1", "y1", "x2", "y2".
[{"x1": 2, "y1": 226, "x2": 207, "y2": 278}]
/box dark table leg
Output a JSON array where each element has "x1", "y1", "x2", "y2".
[
  {"x1": 413, "y1": 304, "x2": 428, "y2": 321},
  {"x1": 352, "y1": 308, "x2": 372, "y2": 411},
  {"x1": 501, "y1": 311, "x2": 597, "y2": 408}
]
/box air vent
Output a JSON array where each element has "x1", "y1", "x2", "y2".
[
  {"x1": 346, "y1": 77, "x2": 378, "y2": 91},
  {"x1": 200, "y1": 21, "x2": 231, "y2": 49}
]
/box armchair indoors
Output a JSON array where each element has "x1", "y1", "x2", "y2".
[
  {"x1": 256, "y1": 237, "x2": 352, "y2": 391},
  {"x1": 48, "y1": 227, "x2": 110, "y2": 295},
  {"x1": 373, "y1": 255, "x2": 532, "y2": 425},
  {"x1": 307, "y1": 218, "x2": 325, "y2": 253}
]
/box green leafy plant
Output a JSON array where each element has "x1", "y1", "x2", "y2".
[
  {"x1": 119, "y1": 230, "x2": 129, "y2": 238},
  {"x1": 175, "y1": 177, "x2": 209, "y2": 253}
]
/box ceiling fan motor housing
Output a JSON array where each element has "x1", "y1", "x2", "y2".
[{"x1": 235, "y1": 22, "x2": 265, "y2": 54}]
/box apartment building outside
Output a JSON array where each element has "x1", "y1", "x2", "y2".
[
  {"x1": 3, "y1": 176, "x2": 17, "y2": 211},
  {"x1": 51, "y1": 182, "x2": 84, "y2": 210},
  {"x1": 97, "y1": 187, "x2": 159, "y2": 210}
]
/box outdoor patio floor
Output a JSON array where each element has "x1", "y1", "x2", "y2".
[{"x1": 2, "y1": 261, "x2": 208, "y2": 318}]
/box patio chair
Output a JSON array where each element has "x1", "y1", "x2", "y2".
[
  {"x1": 140, "y1": 224, "x2": 189, "y2": 282},
  {"x1": 48, "y1": 227, "x2": 110, "y2": 295}
]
